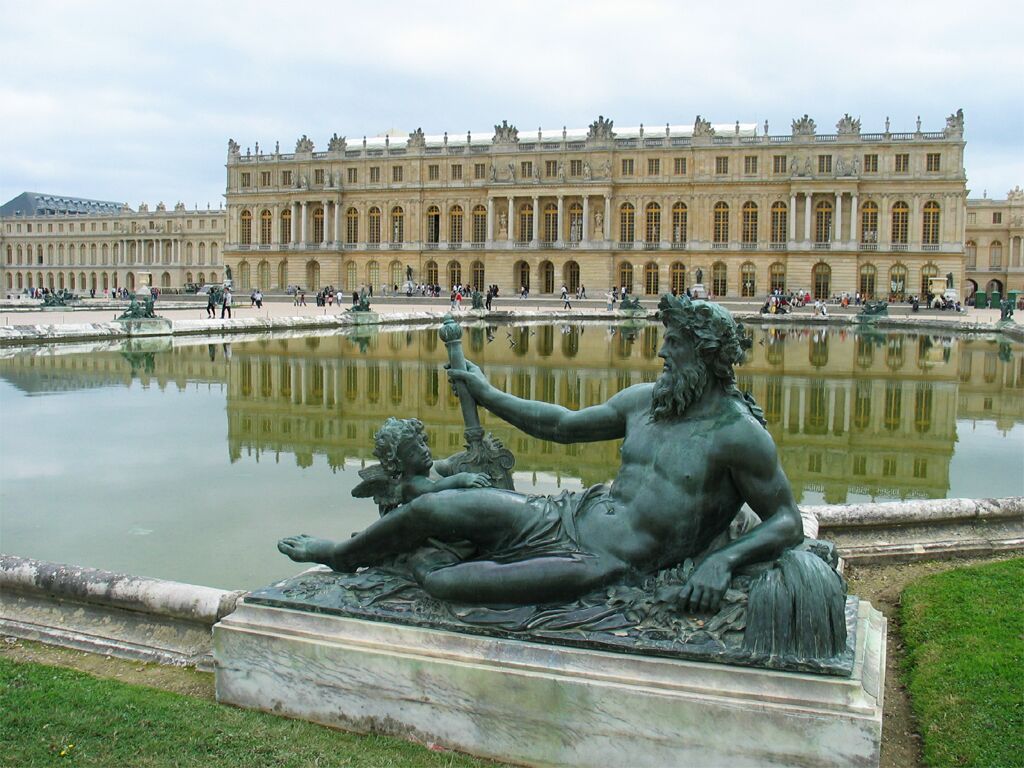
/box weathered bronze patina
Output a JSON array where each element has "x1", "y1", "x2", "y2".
[
  {"x1": 272, "y1": 295, "x2": 849, "y2": 672},
  {"x1": 117, "y1": 292, "x2": 159, "y2": 320}
]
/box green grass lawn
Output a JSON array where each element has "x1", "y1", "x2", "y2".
[
  {"x1": 0, "y1": 656, "x2": 496, "y2": 767},
  {"x1": 900, "y1": 557, "x2": 1024, "y2": 768}
]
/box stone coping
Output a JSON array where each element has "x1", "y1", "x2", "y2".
[
  {"x1": 1, "y1": 306, "x2": 1020, "y2": 346},
  {"x1": 809, "y1": 496, "x2": 1024, "y2": 529}
]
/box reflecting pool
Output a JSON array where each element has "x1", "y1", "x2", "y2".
[{"x1": 1, "y1": 321, "x2": 1022, "y2": 589}]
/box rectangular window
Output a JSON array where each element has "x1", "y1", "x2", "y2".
[
  {"x1": 882, "y1": 457, "x2": 898, "y2": 477},
  {"x1": 895, "y1": 153, "x2": 910, "y2": 173},
  {"x1": 674, "y1": 157, "x2": 687, "y2": 175},
  {"x1": 260, "y1": 171, "x2": 271, "y2": 186},
  {"x1": 545, "y1": 160, "x2": 558, "y2": 177},
  {"x1": 102, "y1": 223, "x2": 107, "y2": 231},
  {"x1": 240, "y1": 172, "x2": 251, "y2": 188},
  {"x1": 570, "y1": 159, "x2": 582, "y2": 176},
  {"x1": 90, "y1": 222, "x2": 96, "y2": 231},
  {"x1": 369, "y1": 166, "x2": 380, "y2": 182},
  {"x1": 451, "y1": 164, "x2": 462, "y2": 180},
  {"x1": 715, "y1": 156, "x2": 728, "y2": 174},
  {"x1": 913, "y1": 458, "x2": 928, "y2": 478},
  {"x1": 314, "y1": 169, "x2": 325, "y2": 184},
  {"x1": 744, "y1": 156, "x2": 757, "y2": 174},
  {"x1": 392, "y1": 165, "x2": 403, "y2": 182},
  {"x1": 772, "y1": 155, "x2": 787, "y2": 174},
  {"x1": 648, "y1": 158, "x2": 660, "y2": 175},
  {"x1": 428, "y1": 164, "x2": 440, "y2": 181},
  {"x1": 993, "y1": 212, "x2": 1003, "y2": 224},
  {"x1": 474, "y1": 163, "x2": 485, "y2": 179},
  {"x1": 186, "y1": 220, "x2": 192, "y2": 230},
  {"x1": 520, "y1": 161, "x2": 532, "y2": 178},
  {"x1": 621, "y1": 158, "x2": 634, "y2": 176},
  {"x1": 347, "y1": 168, "x2": 358, "y2": 184},
  {"x1": 864, "y1": 154, "x2": 878, "y2": 173},
  {"x1": 281, "y1": 170, "x2": 292, "y2": 186},
  {"x1": 818, "y1": 155, "x2": 832, "y2": 173},
  {"x1": 926, "y1": 153, "x2": 941, "y2": 172},
  {"x1": 967, "y1": 212, "x2": 976, "y2": 225},
  {"x1": 852, "y1": 456, "x2": 867, "y2": 476}
]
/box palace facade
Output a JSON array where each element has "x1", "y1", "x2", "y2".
[
  {"x1": 222, "y1": 112, "x2": 975, "y2": 301},
  {"x1": 964, "y1": 187, "x2": 1024, "y2": 301}
]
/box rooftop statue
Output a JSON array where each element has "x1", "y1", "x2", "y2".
[
  {"x1": 492, "y1": 120, "x2": 519, "y2": 144},
  {"x1": 295, "y1": 134, "x2": 314, "y2": 153},
  {"x1": 692, "y1": 115, "x2": 714, "y2": 138},
  {"x1": 274, "y1": 296, "x2": 849, "y2": 671},
  {"x1": 587, "y1": 115, "x2": 615, "y2": 141},
  {"x1": 835, "y1": 113, "x2": 861, "y2": 135},
  {"x1": 327, "y1": 133, "x2": 346, "y2": 152},
  {"x1": 944, "y1": 108, "x2": 964, "y2": 137},
  {"x1": 792, "y1": 114, "x2": 816, "y2": 136}
]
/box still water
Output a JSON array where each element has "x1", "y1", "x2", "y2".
[{"x1": 1, "y1": 321, "x2": 1022, "y2": 589}]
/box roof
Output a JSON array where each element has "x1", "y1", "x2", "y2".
[{"x1": 0, "y1": 192, "x2": 124, "y2": 218}]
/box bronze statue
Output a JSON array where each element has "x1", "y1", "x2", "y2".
[
  {"x1": 347, "y1": 294, "x2": 372, "y2": 313},
  {"x1": 999, "y1": 298, "x2": 1014, "y2": 322},
  {"x1": 619, "y1": 295, "x2": 643, "y2": 311},
  {"x1": 117, "y1": 292, "x2": 158, "y2": 320},
  {"x1": 280, "y1": 296, "x2": 806, "y2": 614}
]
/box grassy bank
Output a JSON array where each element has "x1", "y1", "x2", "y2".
[
  {"x1": 900, "y1": 557, "x2": 1024, "y2": 767},
  {"x1": 0, "y1": 656, "x2": 494, "y2": 767}
]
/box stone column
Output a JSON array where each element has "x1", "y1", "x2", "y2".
[
  {"x1": 880, "y1": 195, "x2": 890, "y2": 246},
  {"x1": 292, "y1": 202, "x2": 299, "y2": 244},
  {"x1": 804, "y1": 194, "x2": 812, "y2": 242},
  {"x1": 158, "y1": 240, "x2": 163, "y2": 264},
  {"x1": 582, "y1": 195, "x2": 590, "y2": 243},
  {"x1": 604, "y1": 195, "x2": 612, "y2": 241},
  {"x1": 486, "y1": 198, "x2": 494, "y2": 243},
  {"x1": 789, "y1": 193, "x2": 797, "y2": 242},
  {"x1": 322, "y1": 200, "x2": 329, "y2": 245},
  {"x1": 556, "y1": 195, "x2": 564, "y2": 245},
  {"x1": 531, "y1": 196, "x2": 539, "y2": 246},
  {"x1": 334, "y1": 200, "x2": 340, "y2": 245},
  {"x1": 850, "y1": 194, "x2": 858, "y2": 243},
  {"x1": 507, "y1": 196, "x2": 515, "y2": 241},
  {"x1": 911, "y1": 195, "x2": 920, "y2": 247},
  {"x1": 834, "y1": 192, "x2": 842, "y2": 245},
  {"x1": 300, "y1": 201, "x2": 308, "y2": 246}
]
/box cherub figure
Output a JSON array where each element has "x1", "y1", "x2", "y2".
[{"x1": 352, "y1": 417, "x2": 492, "y2": 515}]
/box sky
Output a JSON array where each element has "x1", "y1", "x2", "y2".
[{"x1": 1, "y1": 0, "x2": 1021, "y2": 209}]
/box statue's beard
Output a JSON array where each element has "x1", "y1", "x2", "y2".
[{"x1": 650, "y1": 358, "x2": 708, "y2": 421}]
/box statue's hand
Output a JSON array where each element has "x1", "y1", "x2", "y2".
[
  {"x1": 677, "y1": 554, "x2": 732, "y2": 614},
  {"x1": 446, "y1": 360, "x2": 489, "y2": 399},
  {"x1": 456, "y1": 472, "x2": 492, "y2": 489}
]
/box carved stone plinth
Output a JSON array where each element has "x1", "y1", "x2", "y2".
[
  {"x1": 115, "y1": 318, "x2": 173, "y2": 336},
  {"x1": 214, "y1": 597, "x2": 885, "y2": 768},
  {"x1": 344, "y1": 311, "x2": 380, "y2": 325}
]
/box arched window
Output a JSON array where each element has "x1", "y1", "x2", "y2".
[
  {"x1": 672, "y1": 202, "x2": 688, "y2": 244},
  {"x1": 965, "y1": 240, "x2": 977, "y2": 268},
  {"x1": 198, "y1": 242, "x2": 206, "y2": 266},
  {"x1": 426, "y1": 206, "x2": 440, "y2": 244},
  {"x1": 741, "y1": 202, "x2": 758, "y2": 245},
  {"x1": 367, "y1": 207, "x2": 381, "y2": 244},
  {"x1": 186, "y1": 242, "x2": 194, "y2": 265},
  {"x1": 90, "y1": 244, "x2": 97, "y2": 265},
  {"x1": 812, "y1": 262, "x2": 831, "y2": 299},
  {"x1": 564, "y1": 260, "x2": 580, "y2": 293},
  {"x1": 860, "y1": 201, "x2": 879, "y2": 244},
  {"x1": 859, "y1": 264, "x2": 877, "y2": 298},
  {"x1": 619, "y1": 203, "x2": 635, "y2": 243},
  {"x1": 277, "y1": 260, "x2": 288, "y2": 290},
  {"x1": 346, "y1": 207, "x2": 359, "y2": 243},
  {"x1": 518, "y1": 203, "x2": 533, "y2": 243},
  {"x1": 644, "y1": 262, "x2": 659, "y2": 295},
  {"x1": 472, "y1": 205, "x2": 486, "y2": 244},
  {"x1": 712, "y1": 262, "x2": 727, "y2": 296},
  {"x1": 345, "y1": 261, "x2": 357, "y2": 290},
  {"x1": 280, "y1": 208, "x2": 292, "y2": 243},
  {"x1": 366, "y1": 260, "x2": 379, "y2": 289},
  {"x1": 5, "y1": 245, "x2": 11, "y2": 265},
  {"x1": 425, "y1": 260, "x2": 438, "y2": 286},
  {"x1": 471, "y1": 260, "x2": 485, "y2": 289},
  {"x1": 161, "y1": 272, "x2": 171, "y2": 289},
  {"x1": 389, "y1": 260, "x2": 403, "y2": 288},
  {"x1": 990, "y1": 241, "x2": 1003, "y2": 268},
  {"x1": 211, "y1": 243, "x2": 218, "y2": 263},
  {"x1": 769, "y1": 262, "x2": 786, "y2": 293},
  {"x1": 260, "y1": 209, "x2": 272, "y2": 244},
  {"x1": 645, "y1": 203, "x2": 661, "y2": 243},
  {"x1": 312, "y1": 207, "x2": 325, "y2": 243},
  {"x1": 258, "y1": 260, "x2": 270, "y2": 290},
  {"x1": 740, "y1": 262, "x2": 756, "y2": 297},
  {"x1": 515, "y1": 261, "x2": 530, "y2": 291},
  {"x1": 891, "y1": 202, "x2": 909, "y2": 245},
  {"x1": 238, "y1": 260, "x2": 251, "y2": 290},
  {"x1": 307, "y1": 259, "x2": 321, "y2": 290},
  {"x1": 889, "y1": 263, "x2": 908, "y2": 300},
  {"x1": 540, "y1": 260, "x2": 555, "y2": 293},
  {"x1": 449, "y1": 205, "x2": 463, "y2": 244},
  {"x1": 618, "y1": 261, "x2": 634, "y2": 293},
  {"x1": 391, "y1": 207, "x2": 404, "y2": 243},
  {"x1": 770, "y1": 201, "x2": 787, "y2": 244},
  {"x1": 568, "y1": 203, "x2": 583, "y2": 242},
  {"x1": 240, "y1": 210, "x2": 252, "y2": 244},
  {"x1": 922, "y1": 201, "x2": 940, "y2": 246},
  {"x1": 815, "y1": 200, "x2": 833, "y2": 243},
  {"x1": 447, "y1": 260, "x2": 461, "y2": 288},
  {"x1": 713, "y1": 202, "x2": 729, "y2": 244},
  {"x1": 920, "y1": 263, "x2": 939, "y2": 297},
  {"x1": 670, "y1": 262, "x2": 687, "y2": 294},
  {"x1": 543, "y1": 203, "x2": 558, "y2": 243}
]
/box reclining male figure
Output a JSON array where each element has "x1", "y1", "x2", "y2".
[{"x1": 279, "y1": 295, "x2": 804, "y2": 614}]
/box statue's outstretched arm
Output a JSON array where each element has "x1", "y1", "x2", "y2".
[{"x1": 448, "y1": 361, "x2": 632, "y2": 443}]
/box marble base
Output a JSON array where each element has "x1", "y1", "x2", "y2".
[{"x1": 214, "y1": 598, "x2": 885, "y2": 767}]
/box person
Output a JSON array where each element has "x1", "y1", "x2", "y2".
[
  {"x1": 254, "y1": 289, "x2": 263, "y2": 309},
  {"x1": 250, "y1": 289, "x2": 257, "y2": 307},
  {"x1": 279, "y1": 294, "x2": 803, "y2": 612},
  {"x1": 579, "y1": 284, "x2": 586, "y2": 299},
  {"x1": 206, "y1": 288, "x2": 217, "y2": 318},
  {"x1": 562, "y1": 286, "x2": 572, "y2": 310},
  {"x1": 485, "y1": 287, "x2": 493, "y2": 311},
  {"x1": 299, "y1": 290, "x2": 306, "y2": 306},
  {"x1": 220, "y1": 286, "x2": 232, "y2": 318}
]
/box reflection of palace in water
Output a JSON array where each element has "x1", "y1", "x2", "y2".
[{"x1": 1, "y1": 324, "x2": 1021, "y2": 502}]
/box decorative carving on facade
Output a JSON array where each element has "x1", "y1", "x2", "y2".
[
  {"x1": 792, "y1": 115, "x2": 816, "y2": 136},
  {"x1": 587, "y1": 115, "x2": 615, "y2": 141},
  {"x1": 944, "y1": 108, "x2": 965, "y2": 137},
  {"x1": 156, "y1": 202, "x2": 166, "y2": 212},
  {"x1": 227, "y1": 138, "x2": 240, "y2": 156},
  {"x1": 1007, "y1": 185, "x2": 1023, "y2": 201},
  {"x1": 492, "y1": 120, "x2": 519, "y2": 144},
  {"x1": 295, "y1": 135, "x2": 314, "y2": 153},
  {"x1": 835, "y1": 114, "x2": 861, "y2": 135},
  {"x1": 174, "y1": 202, "x2": 186, "y2": 211},
  {"x1": 138, "y1": 202, "x2": 149, "y2": 212},
  {"x1": 328, "y1": 133, "x2": 347, "y2": 151},
  {"x1": 405, "y1": 126, "x2": 425, "y2": 148},
  {"x1": 692, "y1": 115, "x2": 714, "y2": 137}
]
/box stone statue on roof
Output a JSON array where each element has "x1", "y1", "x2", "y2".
[
  {"x1": 407, "y1": 128, "x2": 426, "y2": 149},
  {"x1": 493, "y1": 120, "x2": 519, "y2": 144},
  {"x1": 227, "y1": 138, "x2": 240, "y2": 155},
  {"x1": 792, "y1": 115, "x2": 816, "y2": 136},
  {"x1": 693, "y1": 115, "x2": 714, "y2": 138},
  {"x1": 835, "y1": 114, "x2": 861, "y2": 136},
  {"x1": 587, "y1": 115, "x2": 615, "y2": 141},
  {"x1": 328, "y1": 133, "x2": 347, "y2": 151},
  {"x1": 295, "y1": 135, "x2": 314, "y2": 153}
]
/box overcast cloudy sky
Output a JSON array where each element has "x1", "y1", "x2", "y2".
[{"x1": 2, "y1": 0, "x2": 1020, "y2": 208}]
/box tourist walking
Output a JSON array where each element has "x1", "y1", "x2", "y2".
[
  {"x1": 220, "y1": 286, "x2": 232, "y2": 318},
  {"x1": 206, "y1": 289, "x2": 216, "y2": 318}
]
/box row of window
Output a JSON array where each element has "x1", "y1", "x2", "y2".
[
  {"x1": 5, "y1": 242, "x2": 219, "y2": 267},
  {"x1": 964, "y1": 240, "x2": 1022, "y2": 269},
  {"x1": 237, "y1": 199, "x2": 943, "y2": 246},
  {"x1": 5, "y1": 218, "x2": 218, "y2": 234},
  {"x1": 237, "y1": 152, "x2": 945, "y2": 189},
  {"x1": 966, "y1": 211, "x2": 1006, "y2": 225},
  {"x1": 5, "y1": 270, "x2": 217, "y2": 293}
]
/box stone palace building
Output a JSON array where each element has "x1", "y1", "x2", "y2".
[{"x1": 3, "y1": 110, "x2": 1022, "y2": 300}]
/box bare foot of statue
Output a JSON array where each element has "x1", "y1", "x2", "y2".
[{"x1": 277, "y1": 535, "x2": 347, "y2": 569}]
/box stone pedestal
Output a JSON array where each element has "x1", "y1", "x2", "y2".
[
  {"x1": 691, "y1": 283, "x2": 709, "y2": 299},
  {"x1": 214, "y1": 598, "x2": 885, "y2": 768},
  {"x1": 345, "y1": 311, "x2": 380, "y2": 326}
]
